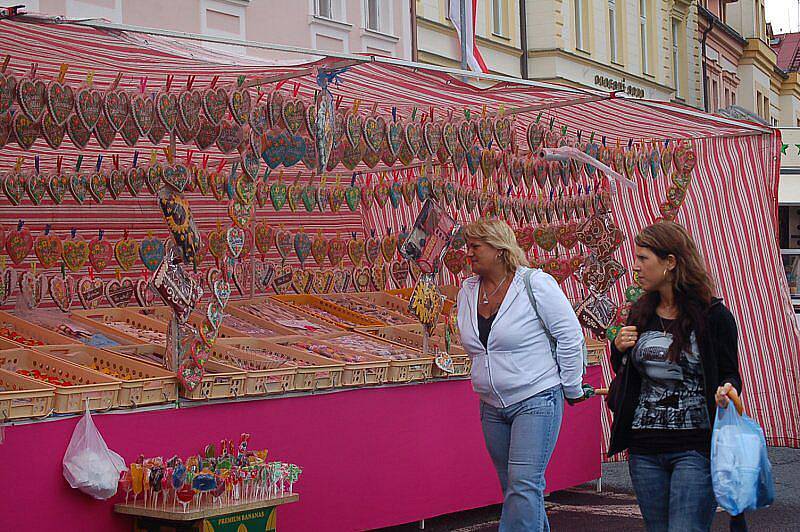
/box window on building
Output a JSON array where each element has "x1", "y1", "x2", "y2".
[
  {"x1": 575, "y1": 0, "x2": 586, "y2": 51},
  {"x1": 640, "y1": 0, "x2": 649, "y2": 73},
  {"x1": 672, "y1": 18, "x2": 682, "y2": 97},
  {"x1": 764, "y1": 95, "x2": 770, "y2": 121},
  {"x1": 732, "y1": 91, "x2": 736, "y2": 105},
  {"x1": 316, "y1": 0, "x2": 332, "y2": 18},
  {"x1": 796, "y1": 117, "x2": 800, "y2": 127},
  {"x1": 711, "y1": 79, "x2": 718, "y2": 111},
  {"x1": 366, "y1": 0, "x2": 380, "y2": 31},
  {"x1": 609, "y1": 0, "x2": 620, "y2": 63},
  {"x1": 756, "y1": 91, "x2": 763, "y2": 117},
  {"x1": 492, "y1": 0, "x2": 507, "y2": 37},
  {"x1": 760, "y1": 3, "x2": 767, "y2": 40},
  {"x1": 724, "y1": 88, "x2": 730, "y2": 108}
]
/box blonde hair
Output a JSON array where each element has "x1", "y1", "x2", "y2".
[{"x1": 463, "y1": 218, "x2": 529, "y2": 274}]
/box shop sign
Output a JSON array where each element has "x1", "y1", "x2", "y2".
[{"x1": 593, "y1": 75, "x2": 645, "y2": 98}]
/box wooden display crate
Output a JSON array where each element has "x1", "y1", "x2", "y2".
[
  {"x1": 0, "y1": 309, "x2": 78, "y2": 346},
  {"x1": 360, "y1": 325, "x2": 470, "y2": 378},
  {"x1": 273, "y1": 294, "x2": 384, "y2": 328},
  {"x1": 318, "y1": 294, "x2": 414, "y2": 326},
  {"x1": 274, "y1": 336, "x2": 388, "y2": 386},
  {"x1": 0, "y1": 348, "x2": 119, "y2": 413},
  {"x1": 111, "y1": 345, "x2": 246, "y2": 401},
  {"x1": 218, "y1": 338, "x2": 344, "y2": 391},
  {"x1": 38, "y1": 345, "x2": 178, "y2": 408},
  {"x1": 0, "y1": 367, "x2": 55, "y2": 420},
  {"x1": 71, "y1": 308, "x2": 169, "y2": 346},
  {"x1": 318, "y1": 331, "x2": 434, "y2": 383},
  {"x1": 130, "y1": 306, "x2": 243, "y2": 339},
  {"x1": 230, "y1": 297, "x2": 343, "y2": 336},
  {"x1": 206, "y1": 342, "x2": 297, "y2": 396}
]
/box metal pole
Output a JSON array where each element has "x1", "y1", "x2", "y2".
[{"x1": 460, "y1": 0, "x2": 468, "y2": 82}]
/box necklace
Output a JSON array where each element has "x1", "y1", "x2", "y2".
[
  {"x1": 659, "y1": 315, "x2": 674, "y2": 338},
  {"x1": 481, "y1": 274, "x2": 508, "y2": 305}
]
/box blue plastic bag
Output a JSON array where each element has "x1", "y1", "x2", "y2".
[{"x1": 711, "y1": 401, "x2": 775, "y2": 515}]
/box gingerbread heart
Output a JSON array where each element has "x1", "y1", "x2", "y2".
[
  {"x1": 390, "y1": 261, "x2": 409, "y2": 287},
  {"x1": 41, "y1": 112, "x2": 65, "y2": 148},
  {"x1": 216, "y1": 119, "x2": 244, "y2": 153},
  {"x1": 62, "y1": 236, "x2": 90, "y2": 272},
  {"x1": 0, "y1": 73, "x2": 17, "y2": 114},
  {"x1": 76, "y1": 87, "x2": 103, "y2": 130},
  {"x1": 476, "y1": 117, "x2": 494, "y2": 148},
  {"x1": 352, "y1": 266, "x2": 372, "y2": 292},
  {"x1": 311, "y1": 232, "x2": 329, "y2": 266},
  {"x1": 405, "y1": 121, "x2": 423, "y2": 156},
  {"x1": 291, "y1": 269, "x2": 313, "y2": 294},
  {"x1": 365, "y1": 236, "x2": 381, "y2": 265},
  {"x1": 105, "y1": 277, "x2": 134, "y2": 308},
  {"x1": 0, "y1": 111, "x2": 10, "y2": 148},
  {"x1": 93, "y1": 114, "x2": 116, "y2": 149},
  {"x1": 331, "y1": 268, "x2": 351, "y2": 293},
  {"x1": 348, "y1": 238, "x2": 365, "y2": 267},
  {"x1": 19, "y1": 270, "x2": 45, "y2": 308},
  {"x1": 77, "y1": 277, "x2": 105, "y2": 310},
  {"x1": 381, "y1": 234, "x2": 398, "y2": 263},
  {"x1": 363, "y1": 115, "x2": 386, "y2": 152},
  {"x1": 556, "y1": 221, "x2": 580, "y2": 249},
  {"x1": 0, "y1": 268, "x2": 14, "y2": 305},
  {"x1": 139, "y1": 236, "x2": 165, "y2": 272},
  {"x1": 134, "y1": 277, "x2": 157, "y2": 307},
  {"x1": 156, "y1": 91, "x2": 179, "y2": 131},
  {"x1": 107, "y1": 169, "x2": 126, "y2": 199},
  {"x1": 203, "y1": 87, "x2": 228, "y2": 124},
  {"x1": 328, "y1": 235, "x2": 347, "y2": 266},
  {"x1": 514, "y1": 226, "x2": 535, "y2": 252},
  {"x1": 88, "y1": 171, "x2": 107, "y2": 203},
  {"x1": 494, "y1": 117, "x2": 512, "y2": 150},
  {"x1": 386, "y1": 120, "x2": 404, "y2": 156},
  {"x1": 194, "y1": 116, "x2": 220, "y2": 150},
  {"x1": 272, "y1": 265, "x2": 293, "y2": 294},
  {"x1": 131, "y1": 93, "x2": 154, "y2": 135},
  {"x1": 69, "y1": 172, "x2": 89, "y2": 204},
  {"x1": 254, "y1": 223, "x2": 275, "y2": 256},
  {"x1": 282, "y1": 97, "x2": 306, "y2": 135},
  {"x1": 66, "y1": 113, "x2": 91, "y2": 148},
  {"x1": 275, "y1": 229, "x2": 293, "y2": 261},
  {"x1": 6, "y1": 225, "x2": 33, "y2": 265},
  {"x1": 48, "y1": 172, "x2": 69, "y2": 204},
  {"x1": 374, "y1": 180, "x2": 390, "y2": 208},
  {"x1": 104, "y1": 90, "x2": 130, "y2": 131},
  {"x1": 23, "y1": 172, "x2": 46, "y2": 206},
  {"x1": 228, "y1": 87, "x2": 251, "y2": 126},
  {"x1": 372, "y1": 263, "x2": 387, "y2": 291},
  {"x1": 177, "y1": 88, "x2": 202, "y2": 133},
  {"x1": 443, "y1": 248, "x2": 467, "y2": 276},
  {"x1": 254, "y1": 261, "x2": 275, "y2": 293},
  {"x1": 18, "y1": 78, "x2": 47, "y2": 121},
  {"x1": 207, "y1": 228, "x2": 227, "y2": 263},
  {"x1": 49, "y1": 275, "x2": 73, "y2": 312},
  {"x1": 294, "y1": 230, "x2": 312, "y2": 266},
  {"x1": 313, "y1": 269, "x2": 334, "y2": 294},
  {"x1": 34, "y1": 233, "x2": 62, "y2": 269},
  {"x1": 88, "y1": 237, "x2": 113, "y2": 272},
  {"x1": 126, "y1": 166, "x2": 146, "y2": 196},
  {"x1": 533, "y1": 224, "x2": 558, "y2": 252},
  {"x1": 13, "y1": 112, "x2": 39, "y2": 150}
]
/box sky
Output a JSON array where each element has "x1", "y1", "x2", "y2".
[{"x1": 769, "y1": 0, "x2": 800, "y2": 34}]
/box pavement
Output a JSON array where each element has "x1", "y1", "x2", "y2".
[{"x1": 378, "y1": 447, "x2": 800, "y2": 531}]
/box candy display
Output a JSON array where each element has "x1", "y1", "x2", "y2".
[
  {"x1": 17, "y1": 368, "x2": 74, "y2": 386},
  {"x1": 105, "y1": 320, "x2": 167, "y2": 345},
  {"x1": 0, "y1": 323, "x2": 45, "y2": 346},
  {"x1": 117, "y1": 434, "x2": 301, "y2": 512},
  {"x1": 233, "y1": 345, "x2": 316, "y2": 368},
  {"x1": 221, "y1": 314, "x2": 284, "y2": 337},
  {"x1": 320, "y1": 295, "x2": 411, "y2": 325},
  {"x1": 238, "y1": 301, "x2": 337, "y2": 334},
  {"x1": 285, "y1": 340, "x2": 373, "y2": 363},
  {"x1": 325, "y1": 333, "x2": 419, "y2": 361}
]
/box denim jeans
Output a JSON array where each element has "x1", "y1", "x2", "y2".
[
  {"x1": 480, "y1": 385, "x2": 564, "y2": 532},
  {"x1": 629, "y1": 450, "x2": 718, "y2": 532}
]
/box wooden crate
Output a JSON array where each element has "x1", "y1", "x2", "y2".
[
  {"x1": 0, "y1": 348, "x2": 119, "y2": 413},
  {"x1": 218, "y1": 338, "x2": 344, "y2": 391},
  {"x1": 318, "y1": 294, "x2": 414, "y2": 326},
  {"x1": 230, "y1": 297, "x2": 343, "y2": 336},
  {"x1": 361, "y1": 326, "x2": 470, "y2": 378},
  {"x1": 110, "y1": 345, "x2": 246, "y2": 401},
  {"x1": 274, "y1": 336, "x2": 388, "y2": 386},
  {"x1": 206, "y1": 342, "x2": 297, "y2": 396},
  {"x1": 71, "y1": 308, "x2": 169, "y2": 346},
  {"x1": 4, "y1": 309, "x2": 134, "y2": 348},
  {"x1": 38, "y1": 345, "x2": 178, "y2": 408},
  {"x1": 0, "y1": 309, "x2": 78, "y2": 346},
  {"x1": 130, "y1": 306, "x2": 243, "y2": 339},
  {"x1": 0, "y1": 367, "x2": 55, "y2": 420},
  {"x1": 318, "y1": 331, "x2": 434, "y2": 383},
  {"x1": 273, "y1": 294, "x2": 384, "y2": 328}
]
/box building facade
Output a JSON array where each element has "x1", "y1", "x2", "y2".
[
  {"x1": 15, "y1": 0, "x2": 414, "y2": 61},
  {"x1": 415, "y1": 0, "x2": 704, "y2": 107}
]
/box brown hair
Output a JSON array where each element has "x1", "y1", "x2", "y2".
[{"x1": 630, "y1": 221, "x2": 715, "y2": 362}]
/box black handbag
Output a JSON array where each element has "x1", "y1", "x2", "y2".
[{"x1": 606, "y1": 353, "x2": 629, "y2": 413}]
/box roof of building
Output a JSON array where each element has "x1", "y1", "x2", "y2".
[{"x1": 772, "y1": 31, "x2": 800, "y2": 72}]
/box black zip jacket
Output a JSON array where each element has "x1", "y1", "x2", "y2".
[{"x1": 607, "y1": 298, "x2": 742, "y2": 457}]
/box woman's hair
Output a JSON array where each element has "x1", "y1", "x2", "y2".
[
  {"x1": 630, "y1": 221, "x2": 716, "y2": 363},
  {"x1": 463, "y1": 218, "x2": 529, "y2": 273}
]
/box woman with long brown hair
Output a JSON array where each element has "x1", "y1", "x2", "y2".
[{"x1": 609, "y1": 221, "x2": 743, "y2": 531}]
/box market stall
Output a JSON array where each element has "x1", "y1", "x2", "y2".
[{"x1": 0, "y1": 13, "x2": 798, "y2": 531}]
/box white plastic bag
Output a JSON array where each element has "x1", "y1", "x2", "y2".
[{"x1": 62, "y1": 403, "x2": 126, "y2": 500}]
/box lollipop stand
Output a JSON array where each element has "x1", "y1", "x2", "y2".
[{"x1": 115, "y1": 493, "x2": 298, "y2": 531}]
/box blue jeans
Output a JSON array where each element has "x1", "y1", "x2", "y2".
[
  {"x1": 480, "y1": 385, "x2": 564, "y2": 532},
  {"x1": 629, "y1": 450, "x2": 718, "y2": 532}
]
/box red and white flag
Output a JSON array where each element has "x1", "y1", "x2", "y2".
[{"x1": 448, "y1": 0, "x2": 489, "y2": 73}]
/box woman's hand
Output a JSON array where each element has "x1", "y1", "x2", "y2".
[
  {"x1": 715, "y1": 382, "x2": 736, "y2": 408},
  {"x1": 614, "y1": 326, "x2": 638, "y2": 351}
]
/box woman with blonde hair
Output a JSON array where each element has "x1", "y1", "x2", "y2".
[{"x1": 457, "y1": 217, "x2": 589, "y2": 531}]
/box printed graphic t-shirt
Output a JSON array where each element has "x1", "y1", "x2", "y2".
[{"x1": 629, "y1": 317, "x2": 711, "y2": 454}]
